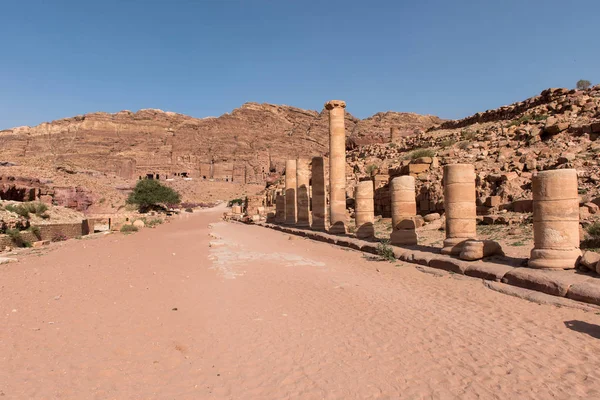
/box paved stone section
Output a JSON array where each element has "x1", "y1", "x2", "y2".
[
  {"x1": 529, "y1": 169, "x2": 581, "y2": 269},
  {"x1": 296, "y1": 158, "x2": 311, "y2": 228},
  {"x1": 310, "y1": 156, "x2": 327, "y2": 231},
  {"x1": 284, "y1": 159, "x2": 297, "y2": 225},
  {"x1": 325, "y1": 100, "x2": 347, "y2": 234},
  {"x1": 442, "y1": 164, "x2": 477, "y2": 255},
  {"x1": 261, "y1": 222, "x2": 600, "y2": 308}
]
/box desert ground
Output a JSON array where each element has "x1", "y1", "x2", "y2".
[{"x1": 2, "y1": 205, "x2": 600, "y2": 399}]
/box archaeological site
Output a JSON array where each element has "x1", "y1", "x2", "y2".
[{"x1": 3, "y1": 3, "x2": 600, "y2": 396}]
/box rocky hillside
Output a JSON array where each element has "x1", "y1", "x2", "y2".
[
  {"x1": 0, "y1": 103, "x2": 441, "y2": 185},
  {"x1": 345, "y1": 85, "x2": 600, "y2": 226}
]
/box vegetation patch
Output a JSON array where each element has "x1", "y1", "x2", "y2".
[
  {"x1": 365, "y1": 164, "x2": 378, "y2": 176},
  {"x1": 120, "y1": 224, "x2": 139, "y2": 234},
  {"x1": 228, "y1": 198, "x2": 244, "y2": 207},
  {"x1": 376, "y1": 240, "x2": 396, "y2": 262},
  {"x1": 5, "y1": 202, "x2": 49, "y2": 219},
  {"x1": 127, "y1": 179, "x2": 181, "y2": 212},
  {"x1": 6, "y1": 228, "x2": 32, "y2": 248},
  {"x1": 409, "y1": 148, "x2": 435, "y2": 159}
]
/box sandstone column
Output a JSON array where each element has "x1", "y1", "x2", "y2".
[
  {"x1": 442, "y1": 164, "x2": 477, "y2": 255},
  {"x1": 529, "y1": 169, "x2": 581, "y2": 269},
  {"x1": 390, "y1": 176, "x2": 418, "y2": 245},
  {"x1": 296, "y1": 158, "x2": 311, "y2": 228},
  {"x1": 325, "y1": 100, "x2": 347, "y2": 234},
  {"x1": 311, "y1": 156, "x2": 327, "y2": 231},
  {"x1": 355, "y1": 180, "x2": 375, "y2": 239},
  {"x1": 275, "y1": 193, "x2": 285, "y2": 223},
  {"x1": 284, "y1": 159, "x2": 297, "y2": 225}
]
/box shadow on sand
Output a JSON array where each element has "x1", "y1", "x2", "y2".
[{"x1": 564, "y1": 320, "x2": 600, "y2": 339}]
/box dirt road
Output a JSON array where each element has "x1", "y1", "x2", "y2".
[{"x1": 2, "y1": 207, "x2": 600, "y2": 399}]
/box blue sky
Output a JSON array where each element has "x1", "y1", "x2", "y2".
[{"x1": 1, "y1": 0, "x2": 598, "y2": 128}]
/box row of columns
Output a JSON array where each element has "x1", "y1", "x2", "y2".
[{"x1": 276, "y1": 99, "x2": 581, "y2": 270}]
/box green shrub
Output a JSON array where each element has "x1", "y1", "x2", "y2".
[
  {"x1": 377, "y1": 240, "x2": 396, "y2": 262},
  {"x1": 457, "y1": 141, "x2": 470, "y2": 150},
  {"x1": 146, "y1": 218, "x2": 163, "y2": 228},
  {"x1": 577, "y1": 79, "x2": 592, "y2": 90},
  {"x1": 6, "y1": 228, "x2": 31, "y2": 248},
  {"x1": 120, "y1": 224, "x2": 139, "y2": 233},
  {"x1": 365, "y1": 164, "x2": 378, "y2": 176},
  {"x1": 127, "y1": 179, "x2": 181, "y2": 212},
  {"x1": 409, "y1": 148, "x2": 435, "y2": 159},
  {"x1": 587, "y1": 222, "x2": 600, "y2": 238},
  {"x1": 440, "y1": 138, "x2": 456, "y2": 148},
  {"x1": 5, "y1": 202, "x2": 49, "y2": 219},
  {"x1": 28, "y1": 226, "x2": 41, "y2": 240},
  {"x1": 461, "y1": 130, "x2": 476, "y2": 140},
  {"x1": 228, "y1": 198, "x2": 244, "y2": 207}
]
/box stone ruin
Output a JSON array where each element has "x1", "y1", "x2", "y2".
[{"x1": 268, "y1": 99, "x2": 583, "y2": 270}]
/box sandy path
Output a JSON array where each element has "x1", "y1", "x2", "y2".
[{"x1": 2, "y1": 208, "x2": 600, "y2": 399}]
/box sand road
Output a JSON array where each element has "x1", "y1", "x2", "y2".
[{"x1": 2, "y1": 207, "x2": 600, "y2": 399}]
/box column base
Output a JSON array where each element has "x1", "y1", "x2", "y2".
[
  {"x1": 528, "y1": 248, "x2": 581, "y2": 269},
  {"x1": 441, "y1": 237, "x2": 472, "y2": 255},
  {"x1": 328, "y1": 221, "x2": 347, "y2": 235},
  {"x1": 390, "y1": 229, "x2": 417, "y2": 246},
  {"x1": 356, "y1": 223, "x2": 375, "y2": 239}
]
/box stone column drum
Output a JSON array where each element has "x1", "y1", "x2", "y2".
[
  {"x1": 325, "y1": 100, "x2": 347, "y2": 234},
  {"x1": 355, "y1": 180, "x2": 375, "y2": 239},
  {"x1": 275, "y1": 194, "x2": 285, "y2": 223},
  {"x1": 296, "y1": 158, "x2": 311, "y2": 228},
  {"x1": 390, "y1": 176, "x2": 418, "y2": 245},
  {"x1": 442, "y1": 164, "x2": 477, "y2": 255},
  {"x1": 529, "y1": 169, "x2": 581, "y2": 269},
  {"x1": 311, "y1": 156, "x2": 327, "y2": 231},
  {"x1": 284, "y1": 159, "x2": 297, "y2": 225}
]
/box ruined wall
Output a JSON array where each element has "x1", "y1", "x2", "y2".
[{"x1": 37, "y1": 222, "x2": 86, "y2": 241}]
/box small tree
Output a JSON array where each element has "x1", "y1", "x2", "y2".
[
  {"x1": 576, "y1": 79, "x2": 592, "y2": 90},
  {"x1": 127, "y1": 179, "x2": 181, "y2": 212}
]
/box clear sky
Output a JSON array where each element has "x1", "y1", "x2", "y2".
[{"x1": 1, "y1": 0, "x2": 598, "y2": 128}]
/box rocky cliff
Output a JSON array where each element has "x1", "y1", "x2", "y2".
[{"x1": 0, "y1": 103, "x2": 442, "y2": 185}]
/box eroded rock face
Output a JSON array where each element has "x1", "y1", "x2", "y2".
[
  {"x1": 0, "y1": 103, "x2": 441, "y2": 187},
  {"x1": 0, "y1": 175, "x2": 93, "y2": 212}
]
